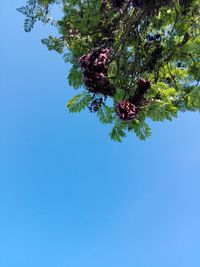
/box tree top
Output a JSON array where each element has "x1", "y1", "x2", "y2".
[{"x1": 18, "y1": 0, "x2": 200, "y2": 141}]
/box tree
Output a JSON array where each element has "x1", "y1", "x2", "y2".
[{"x1": 17, "y1": 0, "x2": 200, "y2": 142}]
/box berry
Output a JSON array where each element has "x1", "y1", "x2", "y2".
[
  {"x1": 156, "y1": 92, "x2": 162, "y2": 99},
  {"x1": 138, "y1": 78, "x2": 151, "y2": 90},
  {"x1": 110, "y1": 0, "x2": 126, "y2": 8},
  {"x1": 166, "y1": 77, "x2": 171, "y2": 83},
  {"x1": 79, "y1": 48, "x2": 116, "y2": 96},
  {"x1": 177, "y1": 61, "x2": 182, "y2": 68},
  {"x1": 88, "y1": 97, "x2": 104, "y2": 113},
  {"x1": 101, "y1": 0, "x2": 107, "y2": 10},
  {"x1": 116, "y1": 100, "x2": 138, "y2": 121},
  {"x1": 146, "y1": 33, "x2": 161, "y2": 43},
  {"x1": 130, "y1": 78, "x2": 151, "y2": 106},
  {"x1": 132, "y1": 0, "x2": 143, "y2": 6}
]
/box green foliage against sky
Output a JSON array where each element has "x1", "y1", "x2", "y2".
[{"x1": 18, "y1": 0, "x2": 200, "y2": 141}]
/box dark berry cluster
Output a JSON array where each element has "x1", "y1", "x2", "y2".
[
  {"x1": 116, "y1": 100, "x2": 138, "y2": 121},
  {"x1": 100, "y1": 0, "x2": 108, "y2": 10},
  {"x1": 110, "y1": 0, "x2": 155, "y2": 9},
  {"x1": 131, "y1": 0, "x2": 143, "y2": 7},
  {"x1": 146, "y1": 33, "x2": 162, "y2": 43},
  {"x1": 110, "y1": 0, "x2": 126, "y2": 8},
  {"x1": 145, "y1": 33, "x2": 163, "y2": 70},
  {"x1": 88, "y1": 97, "x2": 105, "y2": 113},
  {"x1": 79, "y1": 48, "x2": 115, "y2": 96}
]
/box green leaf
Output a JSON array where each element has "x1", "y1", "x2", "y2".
[
  {"x1": 98, "y1": 106, "x2": 114, "y2": 124},
  {"x1": 66, "y1": 93, "x2": 92, "y2": 113},
  {"x1": 110, "y1": 121, "x2": 126, "y2": 142},
  {"x1": 188, "y1": 86, "x2": 200, "y2": 109},
  {"x1": 128, "y1": 120, "x2": 151, "y2": 140},
  {"x1": 68, "y1": 67, "x2": 83, "y2": 89}
]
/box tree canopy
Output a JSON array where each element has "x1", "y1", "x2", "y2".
[{"x1": 17, "y1": 0, "x2": 200, "y2": 142}]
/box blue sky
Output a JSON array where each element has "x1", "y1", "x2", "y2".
[{"x1": 0, "y1": 1, "x2": 200, "y2": 267}]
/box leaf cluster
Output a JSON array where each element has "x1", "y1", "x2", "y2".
[{"x1": 18, "y1": 0, "x2": 200, "y2": 141}]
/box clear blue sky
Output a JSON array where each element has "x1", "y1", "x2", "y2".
[{"x1": 1, "y1": 1, "x2": 200, "y2": 267}]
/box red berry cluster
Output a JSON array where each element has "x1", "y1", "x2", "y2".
[
  {"x1": 138, "y1": 78, "x2": 151, "y2": 89},
  {"x1": 79, "y1": 48, "x2": 115, "y2": 96},
  {"x1": 131, "y1": 78, "x2": 151, "y2": 105},
  {"x1": 116, "y1": 101, "x2": 138, "y2": 121},
  {"x1": 117, "y1": 78, "x2": 150, "y2": 121}
]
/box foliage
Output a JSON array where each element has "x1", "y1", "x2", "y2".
[
  {"x1": 17, "y1": 0, "x2": 59, "y2": 32},
  {"x1": 18, "y1": 0, "x2": 200, "y2": 141},
  {"x1": 66, "y1": 92, "x2": 92, "y2": 113}
]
